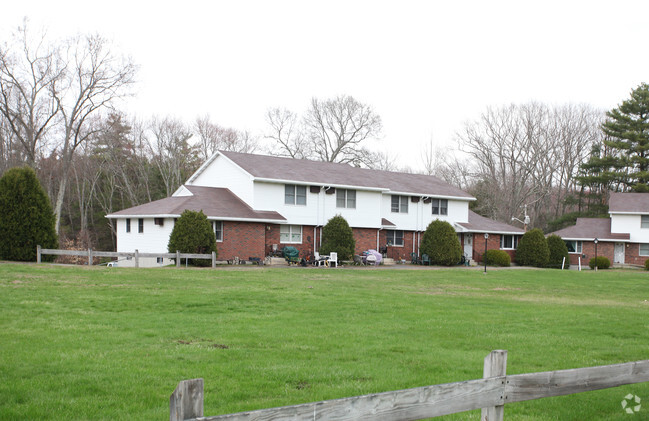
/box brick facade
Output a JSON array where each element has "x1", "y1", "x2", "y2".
[
  {"x1": 216, "y1": 222, "x2": 521, "y2": 263},
  {"x1": 567, "y1": 241, "x2": 647, "y2": 266}
]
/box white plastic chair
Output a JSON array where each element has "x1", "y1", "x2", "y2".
[
  {"x1": 314, "y1": 252, "x2": 327, "y2": 267},
  {"x1": 328, "y1": 252, "x2": 338, "y2": 268}
]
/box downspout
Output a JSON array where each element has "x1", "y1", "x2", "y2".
[{"x1": 377, "y1": 227, "x2": 383, "y2": 250}]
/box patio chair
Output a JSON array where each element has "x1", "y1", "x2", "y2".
[
  {"x1": 421, "y1": 253, "x2": 430, "y2": 266},
  {"x1": 410, "y1": 252, "x2": 421, "y2": 265},
  {"x1": 327, "y1": 252, "x2": 338, "y2": 267},
  {"x1": 353, "y1": 255, "x2": 364, "y2": 265},
  {"x1": 314, "y1": 251, "x2": 327, "y2": 267}
]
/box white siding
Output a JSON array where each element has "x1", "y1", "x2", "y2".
[
  {"x1": 611, "y1": 214, "x2": 649, "y2": 243},
  {"x1": 187, "y1": 155, "x2": 254, "y2": 204},
  {"x1": 381, "y1": 195, "x2": 470, "y2": 231},
  {"x1": 253, "y1": 183, "x2": 383, "y2": 228},
  {"x1": 115, "y1": 218, "x2": 176, "y2": 267}
]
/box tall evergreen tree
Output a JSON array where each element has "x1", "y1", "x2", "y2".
[
  {"x1": 599, "y1": 83, "x2": 649, "y2": 192},
  {"x1": 319, "y1": 215, "x2": 356, "y2": 260},
  {"x1": 0, "y1": 166, "x2": 58, "y2": 261}
]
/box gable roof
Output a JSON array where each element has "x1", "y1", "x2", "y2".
[
  {"x1": 456, "y1": 210, "x2": 525, "y2": 234},
  {"x1": 548, "y1": 218, "x2": 630, "y2": 241},
  {"x1": 609, "y1": 192, "x2": 649, "y2": 214},
  {"x1": 106, "y1": 186, "x2": 285, "y2": 223},
  {"x1": 209, "y1": 151, "x2": 474, "y2": 200}
]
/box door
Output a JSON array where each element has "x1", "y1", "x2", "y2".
[
  {"x1": 464, "y1": 234, "x2": 473, "y2": 260},
  {"x1": 614, "y1": 242, "x2": 625, "y2": 264}
]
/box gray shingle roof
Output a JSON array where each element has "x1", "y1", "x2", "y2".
[
  {"x1": 218, "y1": 151, "x2": 474, "y2": 199},
  {"x1": 548, "y1": 218, "x2": 630, "y2": 241},
  {"x1": 609, "y1": 192, "x2": 649, "y2": 213},
  {"x1": 457, "y1": 211, "x2": 525, "y2": 234},
  {"x1": 106, "y1": 186, "x2": 285, "y2": 222}
]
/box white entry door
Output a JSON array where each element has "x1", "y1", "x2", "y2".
[
  {"x1": 464, "y1": 234, "x2": 473, "y2": 260},
  {"x1": 614, "y1": 242, "x2": 625, "y2": 264}
]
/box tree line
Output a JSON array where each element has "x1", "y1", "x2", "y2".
[{"x1": 1, "y1": 20, "x2": 647, "y2": 252}]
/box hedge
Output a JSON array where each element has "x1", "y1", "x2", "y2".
[{"x1": 484, "y1": 249, "x2": 511, "y2": 267}]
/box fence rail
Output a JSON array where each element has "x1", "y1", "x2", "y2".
[
  {"x1": 170, "y1": 350, "x2": 649, "y2": 421},
  {"x1": 37, "y1": 245, "x2": 217, "y2": 268}
]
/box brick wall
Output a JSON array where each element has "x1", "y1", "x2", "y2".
[
  {"x1": 218, "y1": 221, "x2": 266, "y2": 260},
  {"x1": 471, "y1": 234, "x2": 518, "y2": 263}
]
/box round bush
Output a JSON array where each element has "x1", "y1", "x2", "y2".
[
  {"x1": 546, "y1": 234, "x2": 570, "y2": 269},
  {"x1": 0, "y1": 166, "x2": 58, "y2": 261},
  {"x1": 484, "y1": 249, "x2": 511, "y2": 267},
  {"x1": 516, "y1": 228, "x2": 550, "y2": 267},
  {"x1": 320, "y1": 215, "x2": 356, "y2": 260},
  {"x1": 167, "y1": 210, "x2": 217, "y2": 266},
  {"x1": 589, "y1": 256, "x2": 610, "y2": 270},
  {"x1": 420, "y1": 220, "x2": 462, "y2": 266},
  {"x1": 645, "y1": 259, "x2": 649, "y2": 271}
]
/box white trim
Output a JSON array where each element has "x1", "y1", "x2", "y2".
[
  {"x1": 106, "y1": 214, "x2": 285, "y2": 224},
  {"x1": 609, "y1": 211, "x2": 649, "y2": 215}
]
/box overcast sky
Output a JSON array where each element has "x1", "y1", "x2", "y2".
[{"x1": 3, "y1": 0, "x2": 649, "y2": 170}]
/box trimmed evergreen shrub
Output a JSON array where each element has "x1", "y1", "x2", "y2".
[
  {"x1": 167, "y1": 210, "x2": 217, "y2": 266},
  {"x1": 319, "y1": 215, "x2": 356, "y2": 261},
  {"x1": 516, "y1": 228, "x2": 550, "y2": 267},
  {"x1": 645, "y1": 259, "x2": 649, "y2": 271},
  {"x1": 420, "y1": 220, "x2": 462, "y2": 266},
  {"x1": 484, "y1": 249, "x2": 511, "y2": 267},
  {"x1": 546, "y1": 234, "x2": 570, "y2": 269},
  {"x1": 589, "y1": 256, "x2": 611, "y2": 270},
  {"x1": 0, "y1": 166, "x2": 58, "y2": 261}
]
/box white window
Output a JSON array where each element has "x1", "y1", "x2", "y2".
[
  {"x1": 126, "y1": 218, "x2": 131, "y2": 233},
  {"x1": 386, "y1": 230, "x2": 404, "y2": 246},
  {"x1": 500, "y1": 235, "x2": 518, "y2": 249},
  {"x1": 213, "y1": 221, "x2": 223, "y2": 242},
  {"x1": 156, "y1": 257, "x2": 164, "y2": 264},
  {"x1": 280, "y1": 225, "x2": 302, "y2": 243},
  {"x1": 285, "y1": 184, "x2": 306, "y2": 205},
  {"x1": 336, "y1": 189, "x2": 356, "y2": 208},
  {"x1": 154, "y1": 218, "x2": 164, "y2": 226},
  {"x1": 138, "y1": 218, "x2": 144, "y2": 233},
  {"x1": 642, "y1": 215, "x2": 649, "y2": 228},
  {"x1": 640, "y1": 243, "x2": 649, "y2": 256},
  {"x1": 391, "y1": 195, "x2": 408, "y2": 213},
  {"x1": 432, "y1": 199, "x2": 448, "y2": 215},
  {"x1": 565, "y1": 240, "x2": 583, "y2": 254}
]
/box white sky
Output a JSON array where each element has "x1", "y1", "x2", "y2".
[{"x1": 3, "y1": 0, "x2": 649, "y2": 170}]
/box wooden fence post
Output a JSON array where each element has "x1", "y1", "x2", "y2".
[
  {"x1": 481, "y1": 350, "x2": 507, "y2": 421},
  {"x1": 135, "y1": 249, "x2": 139, "y2": 268},
  {"x1": 37, "y1": 245, "x2": 42, "y2": 263},
  {"x1": 88, "y1": 248, "x2": 93, "y2": 266},
  {"x1": 212, "y1": 251, "x2": 216, "y2": 268},
  {"x1": 176, "y1": 251, "x2": 181, "y2": 268},
  {"x1": 170, "y1": 378, "x2": 203, "y2": 421}
]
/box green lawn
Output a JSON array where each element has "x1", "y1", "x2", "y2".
[{"x1": 0, "y1": 263, "x2": 648, "y2": 420}]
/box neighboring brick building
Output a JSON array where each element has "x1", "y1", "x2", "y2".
[
  {"x1": 107, "y1": 151, "x2": 523, "y2": 266},
  {"x1": 549, "y1": 193, "x2": 649, "y2": 267}
]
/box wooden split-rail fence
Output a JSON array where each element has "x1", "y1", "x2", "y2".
[
  {"x1": 170, "y1": 350, "x2": 649, "y2": 421},
  {"x1": 36, "y1": 245, "x2": 218, "y2": 268}
]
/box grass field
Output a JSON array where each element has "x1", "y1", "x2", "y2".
[{"x1": 1, "y1": 263, "x2": 648, "y2": 420}]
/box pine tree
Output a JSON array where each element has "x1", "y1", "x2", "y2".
[
  {"x1": 600, "y1": 83, "x2": 649, "y2": 192},
  {"x1": 420, "y1": 220, "x2": 462, "y2": 266},
  {"x1": 0, "y1": 167, "x2": 58, "y2": 261},
  {"x1": 167, "y1": 210, "x2": 217, "y2": 266},
  {"x1": 319, "y1": 215, "x2": 356, "y2": 260},
  {"x1": 516, "y1": 229, "x2": 550, "y2": 268}
]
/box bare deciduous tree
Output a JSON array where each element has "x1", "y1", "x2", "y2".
[
  {"x1": 149, "y1": 116, "x2": 198, "y2": 197},
  {"x1": 195, "y1": 114, "x2": 258, "y2": 161},
  {"x1": 51, "y1": 33, "x2": 137, "y2": 233},
  {"x1": 457, "y1": 102, "x2": 602, "y2": 228},
  {"x1": 0, "y1": 21, "x2": 63, "y2": 166}
]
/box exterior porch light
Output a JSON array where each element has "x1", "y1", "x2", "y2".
[
  {"x1": 484, "y1": 233, "x2": 489, "y2": 273},
  {"x1": 594, "y1": 238, "x2": 599, "y2": 271}
]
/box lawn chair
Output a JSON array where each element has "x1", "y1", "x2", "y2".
[
  {"x1": 421, "y1": 253, "x2": 430, "y2": 266},
  {"x1": 353, "y1": 255, "x2": 364, "y2": 265},
  {"x1": 314, "y1": 251, "x2": 327, "y2": 267},
  {"x1": 327, "y1": 252, "x2": 338, "y2": 267},
  {"x1": 410, "y1": 252, "x2": 421, "y2": 265}
]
